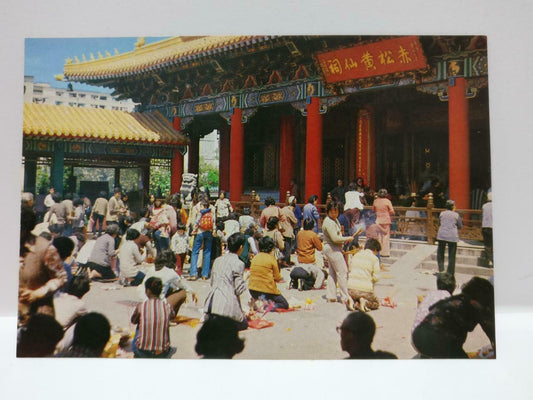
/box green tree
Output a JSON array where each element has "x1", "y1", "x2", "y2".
[{"x1": 199, "y1": 158, "x2": 219, "y2": 192}]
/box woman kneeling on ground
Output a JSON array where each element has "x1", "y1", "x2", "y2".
[{"x1": 248, "y1": 236, "x2": 289, "y2": 311}]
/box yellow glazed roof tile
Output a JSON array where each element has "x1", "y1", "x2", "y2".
[
  {"x1": 23, "y1": 103, "x2": 188, "y2": 145},
  {"x1": 64, "y1": 36, "x2": 269, "y2": 80}
]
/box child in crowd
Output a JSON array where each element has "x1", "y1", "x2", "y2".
[
  {"x1": 171, "y1": 223, "x2": 189, "y2": 275},
  {"x1": 290, "y1": 218, "x2": 324, "y2": 291},
  {"x1": 131, "y1": 277, "x2": 174, "y2": 358},
  {"x1": 204, "y1": 233, "x2": 248, "y2": 331}
]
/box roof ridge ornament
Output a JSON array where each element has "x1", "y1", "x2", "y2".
[{"x1": 134, "y1": 37, "x2": 146, "y2": 50}]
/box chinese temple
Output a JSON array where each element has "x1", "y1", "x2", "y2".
[
  {"x1": 22, "y1": 102, "x2": 189, "y2": 202},
  {"x1": 63, "y1": 35, "x2": 490, "y2": 209}
]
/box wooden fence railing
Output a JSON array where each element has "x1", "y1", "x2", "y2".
[{"x1": 229, "y1": 191, "x2": 483, "y2": 244}]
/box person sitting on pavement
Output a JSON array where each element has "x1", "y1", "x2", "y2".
[
  {"x1": 118, "y1": 228, "x2": 149, "y2": 287},
  {"x1": 86, "y1": 224, "x2": 119, "y2": 281},
  {"x1": 347, "y1": 238, "x2": 382, "y2": 312},
  {"x1": 204, "y1": 233, "x2": 249, "y2": 331},
  {"x1": 338, "y1": 312, "x2": 397, "y2": 359},
  {"x1": 139, "y1": 249, "x2": 198, "y2": 316},
  {"x1": 57, "y1": 312, "x2": 111, "y2": 358},
  {"x1": 131, "y1": 277, "x2": 175, "y2": 358},
  {"x1": 195, "y1": 315, "x2": 245, "y2": 359},
  {"x1": 248, "y1": 236, "x2": 289, "y2": 311},
  {"x1": 290, "y1": 217, "x2": 324, "y2": 291},
  {"x1": 412, "y1": 272, "x2": 456, "y2": 333},
  {"x1": 412, "y1": 276, "x2": 495, "y2": 358},
  {"x1": 239, "y1": 207, "x2": 256, "y2": 231}
]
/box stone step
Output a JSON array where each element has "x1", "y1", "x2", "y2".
[
  {"x1": 428, "y1": 253, "x2": 482, "y2": 266},
  {"x1": 417, "y1": 261, "x2": 493, "y2": 277}
]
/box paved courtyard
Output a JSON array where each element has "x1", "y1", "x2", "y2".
[{"x1": 83, "y1": 243, "x2": 493, "y2": 360}]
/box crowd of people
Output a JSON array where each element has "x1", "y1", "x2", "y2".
[{"x1": 17, "y1": 180, "x2": 494, "y2": 359}]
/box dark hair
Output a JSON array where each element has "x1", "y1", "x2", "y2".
[
  {"x1": 145, "y1": 277, "x2": 163, "y2": 296},
  {"x1": 67, "y1": 274, "x2": 90, "y2": 299},
  {"x1": 113, "y1": 187, "x2": 122, "y2": 194},
  {"x1": 228, "y1": 212, "x2": 238, "y2": 221},
  {"x1": 72, "y1": 312, "x2": 111, "y2": 354},
  {"x1": 348, "y1": 182, "x2": 357, "y2": 192},
  {"x1": 364, "y1": 238, "x2": 382, "y2": 252},
  {"x1": 17, "y1": 314, "x2": 64, "y2": 357},
  {"x1": 99, "y1": 191, "x2": 107, "y2": 198},
  {"x1": 266, "y1": 216, "x2": 279, "y2": 231},
  {"x1": 52, "y1": 236, "x2": 75, "y2": 260},
  {"x1": 216, "y1": 221, "x2": 225, "y2": 232},
  {"x1": 105, "y1": 224, "x2": 119, "y2": 236},
  {"x1": 125, "y1": 228, "x2": 140, "y2": 241},
  {"x1": 154, "y1": 249, "x2": 176, "y2": 271},
  {"x1": 227, "y1": 232, "x2": 245, "y2": 253},
  {"x1": 258, "y1": 236, "x2": 275, "y2": 253},
  {"x1": 63, "y1": 193, "x2": 73, "y2": 201},
  {"x1": 244, "y1": 228, "x2": 255, "y2": 237},
  {"x1": 342, "y1": 312, "x2": 376, "y2": 347},
  {"x1": 303, "y1": 217, "x2": 315, "y2": 231},
  {"x1": 195, "y1": 315, "x2": 245, "y2": 359},
  {"x1": 177, "y1": 222, "x2": 186, "y2": 231},
  {"x1": 20, "y1": 206, "x2": 37, "y2": 255},
  {"x1": 377, "y1": 188, "x2": 388, "y2": 198},
  {"x1": 307, "y1": 195, "x2": 318, "y2": 204},
  {"x1": 326, "y1": 200, "x2": 341, "y2": 213},
  {"x1": 445, "y1": 200, "x2": 455, "y2": 210},
  {"x1": 52, "y1": 192, "x2": 62, "y2": 203},
  {"x1": 461, "y1": 277, "x2": 494, "y2": 309},
  {"x1": 436, "y1": 272, "x2": 456, "y2": 294},
  {"x1": 264, "y1": 197, "x2": 276, "y2": 207},
  {"x1": 201, "y1": 200, "x2": 210, "y2": 209},
  {"x1": 73, "y1": 198, "x2": 84, "y2": 207}
]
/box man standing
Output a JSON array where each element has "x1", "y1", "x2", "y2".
[
  {"x1": 482, "y1": 192, "x2": 493, "y2": 266},
  {"x1": 44, "y1": 187, "x2": 55, "y2": 209},
  {"x1": 90, "y1": 191, "x2": 108, "y2": 237},
  {"x1": 280, "y1": 198, "x2": 297, "y2": 266},
  {"x1": 106, "y1": 187, "x2": 125, "y2": 228},
  {"x1": 330, "y1": 179, "x2": 345, "y2": 205}
]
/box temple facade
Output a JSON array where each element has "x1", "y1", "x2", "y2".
[{"x1": 63, "y1": 35, "x2": 490, "y2": 209}]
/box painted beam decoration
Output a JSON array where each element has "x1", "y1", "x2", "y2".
[{"x1": 317, "y1": 36, "x2": 428, "y2": 83}]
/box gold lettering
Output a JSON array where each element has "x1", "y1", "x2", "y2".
[
  {"x1": 378, "y1": 50, "x2": 395, "y2": 65},
  {"x1": 398, "y1": 46, "x2": 412, "y2": 64},
  {"x1": 361, "y1": 51, "x2": 377, "y2": 71}
]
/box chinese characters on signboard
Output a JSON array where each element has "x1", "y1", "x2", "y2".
[{"x1": 316, "y1": 36, "x2": 427, "y2": 83}]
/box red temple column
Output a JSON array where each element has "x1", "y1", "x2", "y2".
[
  {"x1": 279, "y1": 115, "x2": 295, "y2": 201},
  {"x1": 305, "y1": 97, "x2": 323, "y2": 202},
  {"x1": 188, "y1": 135, "x2": 200, "y2": 175},
  {"x1": 218, "y1": 125, "x2": 231, "y2": 194},
  {"x1": 229, "y1": 108, "x2": 244, "y2": 201},
  {"x1": 171, "y1": 117, "x2": 184, "y2": 193},
  {"x1": 448, "y1": 77, "x2": 470, "y2": 209}
]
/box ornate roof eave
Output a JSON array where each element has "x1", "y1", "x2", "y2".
[{"x1": 64, "y1": 35, "x2": 277, "y2": 83}]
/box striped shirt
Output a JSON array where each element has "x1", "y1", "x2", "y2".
[{"x1": 131, "y1": 298, "x2": 174, "y2": 352}]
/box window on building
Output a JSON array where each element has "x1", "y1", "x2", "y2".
[
  {"x1": 99, "y1": 105, "x2": 105, "y2": 109},
  {"x1": 78, "y1": 103, "x2": 85, "y2": 107},
  {"x1": 69, "y1": 102, "x2": 75, "y2": 106},
  {"x1": 91, "y1": 95, "x2": 98, "y2": 100},
  {"x1": 56, "y1": 91, "x2": 63, "y2": 96},
  {"x1": 79, "y1": 93, "x2": 86, "y2": 98},
  {"x1": 99, "y1": 96, "x2": 107, "y2": 101},
  {"x1": 34, "y1": 88, "x2": 43, "y2": 94},
  {"x1": 55, "y1": 101, "x2": 63, "y2": 105},
  {"x1": 69, "y1": 93, "x2": 77, "y2": 98}
]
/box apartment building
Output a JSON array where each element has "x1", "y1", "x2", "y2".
[{"x1": 24, "y1": 76, "x2": 137, "y2": 112}]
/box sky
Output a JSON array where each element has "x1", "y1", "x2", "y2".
[{"x1": 24, "y1": 37, "x2": 169, "y2": 94}]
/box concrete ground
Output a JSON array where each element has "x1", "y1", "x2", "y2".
[{"x1": 83, "y1": 242, "x2": 493, "y2": 360}]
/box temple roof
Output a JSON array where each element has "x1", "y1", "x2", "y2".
[
  {"x1": 23, "y1": 103, "x2": 188, "y2": 145},
  {"x1": 63, "y1": 36, "x2": 271, "y2": 81}
]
